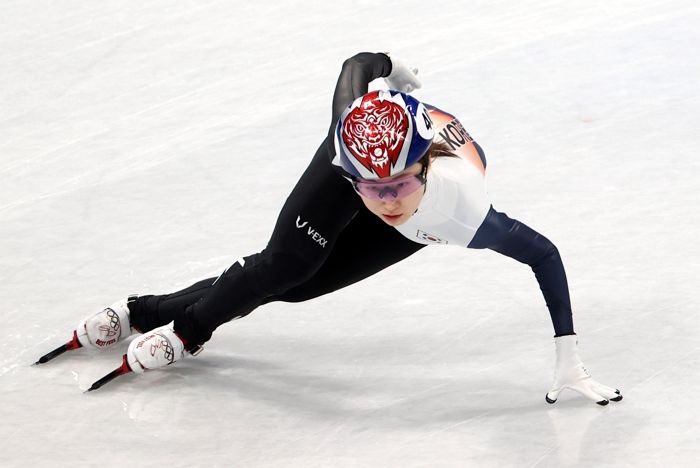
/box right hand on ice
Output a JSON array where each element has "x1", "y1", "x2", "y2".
[
  {"x1": 546, "y1": 335, "x2": 623, "y2": 406},
  {"x1": 383, "y1": 54, "x2": 422, "y2": 93}
]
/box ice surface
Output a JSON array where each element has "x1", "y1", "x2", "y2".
[{"x1": 1, "y1": 0, "x2": 699, "y2": 467}]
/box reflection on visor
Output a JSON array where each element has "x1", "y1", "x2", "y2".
[{"x1": 353, "y1": 173, "x2": 426, "y2": 201}]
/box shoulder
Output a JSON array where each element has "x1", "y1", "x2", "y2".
[
  {"x1": 424, "y1": 104, "x2": 475, "y2": 148},
  {"x1": 424, "y1": 103, "x2": 486, "y2": 174},
  {"x1": 431, "y1": 156, "x2": 482, "y2": 183}
]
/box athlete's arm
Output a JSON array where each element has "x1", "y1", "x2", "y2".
[
  {"x1": 468, "y1": 207, "x2": 623, "y2": 405},
  {"x1": 467, "y1": 207, "x2": 574, "y2": 336},
  {"x1": 327, "y1": 52, "x2": 393, "y2": 146}
]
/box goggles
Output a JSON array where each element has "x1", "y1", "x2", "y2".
[{"x1": 352, "y1": 165, "x2": 427, "y2": 201}]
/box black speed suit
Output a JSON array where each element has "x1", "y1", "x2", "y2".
[
  {"x1": 129, "y1": 53, "x2": 575, "y2": 345},
  {"x1": 130, "y1": 53, "x2": 427, "y2": 345}
]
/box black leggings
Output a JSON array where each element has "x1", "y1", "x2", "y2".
[{"x1": 130, "y1": 139, "x2": 426, "y2": 344}]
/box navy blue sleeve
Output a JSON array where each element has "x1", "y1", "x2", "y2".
[{"x1": 468, "y1": 206, "x2": 575, "y2": 336}]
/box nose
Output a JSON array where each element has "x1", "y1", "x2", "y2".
[{"x1": 382, "y1": 198, "x2": 400, "y2": 210}]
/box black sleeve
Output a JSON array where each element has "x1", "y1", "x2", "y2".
[
  {"x1": 326, "y1": 52, "x2": 393, "y2": 154},
  {"x1": 468, "y1": 206, "x2": 575, "y2": 337}
]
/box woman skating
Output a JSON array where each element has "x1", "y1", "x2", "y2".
[{"x1": 56, "y1": 52, "x2": 621, "y2": 405}]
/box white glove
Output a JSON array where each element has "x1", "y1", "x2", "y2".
[
  {"x1": 383, "y1": 54, "x2": 422, "y2": 93},
  {"x1": 546, "y1": 335, "x2": 622, "y2": 406}
]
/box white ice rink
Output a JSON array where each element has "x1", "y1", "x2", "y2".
[{"x1": 2, "y1": 1, "x2": 699, "y2": 466}]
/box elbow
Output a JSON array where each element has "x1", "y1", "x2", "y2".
[
  {"x1": 341, "y1": 53, "x2": 369, "y2": 69},
  {"x1": 536, "y1": 239, "x2": 561, "y2": 266},
  {"x1": 341, "y1": 52, "x2": 385, "y2": 72}
]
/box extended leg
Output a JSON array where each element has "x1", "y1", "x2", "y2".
[
  {"x1": 268, "y1": 208, "x2": 426, "y2": 303},
  {"x1": 129, "y1": 278, "x2": 215, "y2": 333},
  {"x1": 172, "y1": 139, "x2": 364, "y2": 345},
  {"x1": 129, "y1": 207, "x2": 425, "y2": 332}
]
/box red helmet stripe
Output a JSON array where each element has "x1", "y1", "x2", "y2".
[{"x1": 341, "y1": 91, "x2": 409, "y2": 178}]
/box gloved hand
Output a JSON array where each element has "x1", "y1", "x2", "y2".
[
  {"x1": 383, "y1": 54, "x2": 422, "y2": 93},
  {"x1": 546, "y1": 334, "x2": 623, "y2": 406}
]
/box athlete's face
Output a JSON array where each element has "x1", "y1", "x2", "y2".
[{"x1": 356, "y1": 161, "x2": 426, "y2": 226}]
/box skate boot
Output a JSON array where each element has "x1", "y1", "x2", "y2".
[
  {"x1": 76, "y1": 296, "x2": 136, "y2": 349},
  {"x1": 126, "y1": 321, "x2": 190, "y2": 373}
]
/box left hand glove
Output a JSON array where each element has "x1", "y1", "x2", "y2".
[
  {"x1": 546, "y1": 334, "x2": 623, "y2": 406},
  {"x1": 383, "y1": 54, "x2": 422, "y2": 93}
]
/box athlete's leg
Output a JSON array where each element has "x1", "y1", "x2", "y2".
[
  {"x1": 172, "y1": 139, "x2": 366, "y2": 346},
  {"x1": 129, "y1": 278, "x2": 216, "y2": 333},
  {"x1": 266, "y1": 207, "x2": 426, "y2": 303},
  {"x1": 129, "y1": 207, "x2": 424, "y2": 332}
]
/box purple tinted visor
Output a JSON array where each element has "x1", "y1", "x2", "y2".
[{"x1": 353, "y1": 173, "x2": 426, "y2": 201}]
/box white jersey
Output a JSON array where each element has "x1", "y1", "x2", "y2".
[
  {"x1": 394, "y1": 156, "x2": 491, "y2": 246},
  {"x1": 393, "y1": 105, "x2": 491, "y2": 246}
]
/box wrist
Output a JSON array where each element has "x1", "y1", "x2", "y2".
[{"x1": 378, "y1": 52, "x2": 392, "y2": 77}]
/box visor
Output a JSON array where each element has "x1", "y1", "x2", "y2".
[{"x1": 353, "y1": 169, "x2": 427, "y2": 201}]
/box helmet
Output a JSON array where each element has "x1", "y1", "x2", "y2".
[{"x1": 333, "y1": 90, "x2": 434, "y2": 180}]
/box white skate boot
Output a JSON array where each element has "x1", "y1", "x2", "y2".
[
  {"x1": 126, "y1": 321, "x2": 187, "y2": 373},
  {"x1": 76, "y1": 296, "x2": 136, "y2": 349}
]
